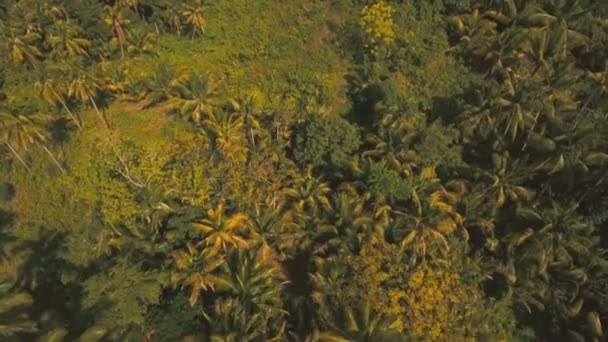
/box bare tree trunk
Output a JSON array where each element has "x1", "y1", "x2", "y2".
[
  {"x1": 5, "y1": 142, "x2": 30, "y2": 171},
  {"x1": 110, "y1": 143, "x2": 147, "y2": 188},
  {"x1": 250, "y1": 128, "x2": 256, "y2": 147},
  {"x1": 114, "y1": 20, "x2": 126, "y2": 59},
  {"x1": 88, "y1": 95, "x2": 109, "y2": 129},
  {"x1": 40, "y1": 144, "x2": 66, "y2": 174},
  {"x1": 60, "y1": 99, "x2": 82, "y2": 130}
]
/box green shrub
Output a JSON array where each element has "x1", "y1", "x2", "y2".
[{"x1": 293, "y1": 114, "x2": 361, "y2": 168}]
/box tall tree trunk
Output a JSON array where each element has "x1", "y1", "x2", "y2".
[
  {"x1": 88, "y1": 94, "x2": 109, "y2": 130},
  {"x1": 40, "y1": 144, "x2": 66, "y2": 174},
  {"x1": 5, "y1": 142, "x2": 30, "y2": 171},
  {"x1": 59, "y1": 99, "x2": 82, "y2": 130},
  {"x1": 249, "y1": 127, "x2": 255, "y2": 147},
  {"x1": 114, "y1": 19, "x2": 126, "y2": 59}
]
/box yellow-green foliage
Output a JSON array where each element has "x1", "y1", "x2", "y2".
[
  {"x1": 344, "y1": 236, "x2": 485, "y2": 340},
  {"x1": 360, "y1": 1, "x2": 395, "y2": 55},
  {"x1": 146, "y1": 0, "x2": 351, "y2": 117}
]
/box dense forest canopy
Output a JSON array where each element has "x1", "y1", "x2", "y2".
[{"x1": 0, "y1": 0, "x2": 607, "y2": 341}]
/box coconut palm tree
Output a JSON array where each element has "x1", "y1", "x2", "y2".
[
  {"x1": 169, "y1": 72, "x2": 219, "y2": 124},
  {"x1": 318, "y1": 303, "x2": 402, "y2": 342},
  {"x1": 322, "y1": 192, "x2": 374, "y2": 254},
  {"x1": 2, "y1": 24, "x2": 43, "y2": 66},
  {"x1": 503, "y1": 201, "x2": 608, "y2": 324},
  {"x1": 192, "y1": 203, "x2": 251, "y2": 257},
  {"x1": 46, "y1": 20, "x2": 91, "y2": 59},
  {"x1": 362, "y1": 111, "x2": 419, "y2": 173},
  {"x1": 103, "y1": 4, "x2": 130, "y2": 58},
  {"x1": 182, "y1": 1, "x2": 206, "y2": 40},
  {"x1": 206, "y1": 246, "x2": 287, "y2": 341},
  {"x1": 0, "y1": 262, "x2": 37, "y2": 338},
  {"x1": 136, "y1": 63, "x2": 178, "y2": 109},
  {"x1": 68, "y1": 73, "x2": 109, "y2": 129},
  {"x1": 171, "y1": 242, "x2": 224, "y2": 305},
  {"x1": 35, "y1": 76, "x2": 82, "y2": 130},
  {"x1": 0, "y1": 112, "x2": 66, "y2": 174},
  {"x1": 231, "y1": 96, "x2": 263, "y2": 147},
  {"x1": 283, "y1": 167, "x2": 331, "y2": 216},
  {"x1": 203, "y1": 111, "x2": 247, "y2": 163},
  {"x1": 37, "y1": 324, "x2": 137, "y2": 341},
  {"x1": 160, "y1": 3, "x2": 183, "y2": 35},
  {"x1": 248, "y1": 204, "x2": 290, "y2": 262},
  {"x1": 126, "y1": 27, "x2": 156, "y2": 56},
  {"x1": 384, "y1": 167, "x2": 467, "y2": 258}
]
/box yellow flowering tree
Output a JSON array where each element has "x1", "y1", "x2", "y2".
[
  {"x1": 326, "y1": 236, "x2": 517, "y2": 340},
  {"x1": 360, "y1": 1, "x2": 395, "y2": 56}
]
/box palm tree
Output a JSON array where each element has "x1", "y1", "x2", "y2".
[
  {"x1": 0, "y1": 258, "x2": 37, "y2": 338},
  {"x1": 171, "y1": 242, "x2": 224, "y2": 305},
  {"x1": 0, "y1": 112, "x2": 66, "y2": 174},
  {"x1": 103, "y1": 4, "x2": 130, "y2": 58},
  {"x1": 126, "y1": 27, "x2": 156, "y2": 56},
  {"x1": 504, "y1": 201, "x2": 608, "y2": 324},
  {"x1": 168, "y1": 72, "x2": 219, "y2": 123},
  {"x1": 476, "y1": 152, "x2": 534, "y2": 208},
  {"x1": 322, "y1": 192, "x2": 374, "y2": 254},
  {"x1": 202, "y1": 111, "x2": 247, "y2": 163},
  {"x1": 231, "y1": 96, "x2": 263, "y2": 147},
  {"x1": 385, "y1": 167, "x2": 466, "y2": 258},
  {"x1": 319, "y1": 303, "x2": 402, "y2": 342},
  {"x1": 362, "y1": 111, "x2": 419, "y2": 173},
  {"x1": 160, "y1": 3, "x2": 183, "y2": 35},
  {"x1": 98, "y1": 62, "x2": 131, "y2": 98},
  {"x1": 182, "y1": 1, "x2": 206, "y2": 40},
  {"x1": 46, "y1": 20, "x2": 91, "y2": 59},
  {"x1": 68, "y1": 73, "x2": 109, "y2": 129},
  {"x1": 0, "y1": 112, "x2": 36, "y2": 170},
  {"x1": 37, "y1": 324, "x2": 135, "y2": 341},
  {"x1": 206, "y1": 246, "x2": 287, "y2": 341},
  {"x1": 283, "y1": 167, "x2": 331, "y2": 216},
  {"x1": 35, "y1": 76, "x2": 82, "y2": 130},
  {"x1": 136, "y1": 63, "x2": 178, "y2": 109},
  {"x1": 2, "y1": 24, "x2": 43, "y2": 66},
  {"x1": 248, "y1": 204, "x2": 289, "y2": 262},
  {"x1": 192, "y1": 203, "x2": 251, "y2": 257}
]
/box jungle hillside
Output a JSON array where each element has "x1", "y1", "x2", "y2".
[{"x1": 1, "y1": 0, "x2": 608, "y2": 341}]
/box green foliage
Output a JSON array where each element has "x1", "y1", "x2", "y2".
[
  {"x1": 415, "y1": 121, "x2": 462, "y2": 168},
  {"x1": 366, "y1": 160, "x2": 410, "y2": 200},
  {"x1": 145, "y1": 293, "x2": 201, "y2": 341},
  {"x1": 294, "y1": 114, "x2": 361, "y2": 168},
  {"x1": 83, "y1": 261, "x2": 167, "y2": 330},
  {"x1": 0, "y1": 260, "x2": 37, "y2": 338},
  {"x1": 0, "y1": 183, "x2": 13, "y2": 202}
]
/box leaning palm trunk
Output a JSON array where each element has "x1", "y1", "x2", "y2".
[
  {"x1": 4, "y1": 142, "x2": 30, "y2": 171},
  {"x1": 88, "y1": 95, "x2": 109, "y2": 129},
  {"x1": 247, "y1": 126, "x2": 256, "y2": 147},
  {"x1": 40, "y1": 144, "x2": 66, "y2": 174},
  {"x1": 113, "y1": 19, "x2": 126, "y2": 58},
  {"x1": 59, "y1": 99, "x2": 82, "y2": 130}
]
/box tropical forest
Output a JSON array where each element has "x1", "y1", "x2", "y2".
[{"x1": 1, "y1": 0, "x2": 608, "y2": 341}]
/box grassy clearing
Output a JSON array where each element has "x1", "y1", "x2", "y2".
[{"x1": 129, "y1": 0, "x2": 352, "y2": 114}]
